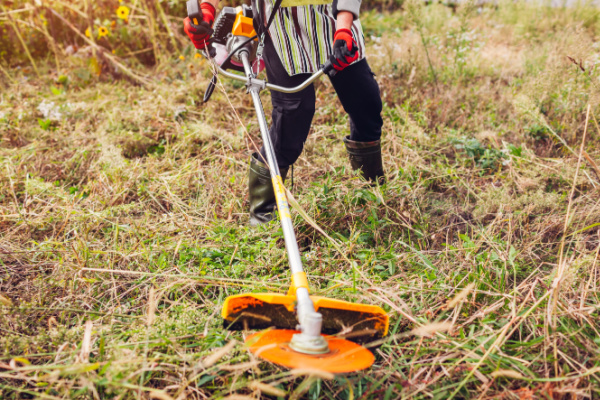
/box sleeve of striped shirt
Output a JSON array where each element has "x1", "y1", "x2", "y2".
[{"x1": 333, "y1": 0, "x2": 361, "y2": 19}]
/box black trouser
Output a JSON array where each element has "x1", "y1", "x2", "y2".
[{"x1": 259, "y1": 36, "x2": 384, "y2": 169}]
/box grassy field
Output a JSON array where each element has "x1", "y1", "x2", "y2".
[{"x1": 2, "y1": 0, "x2": 600, "y2": 398}]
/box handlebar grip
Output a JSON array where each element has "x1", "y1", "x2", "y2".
[
  {"x1": 187, "y1": 0, "x2": 203, "y2": 26},
  {"x1": 209, "y1": 45, "x2": 217, "y2": 58},
  {"x1": 187, "y1": 0, "x2": 214, "y2": 35},
  {"x1": 322, "y1": 59, "x2": 337, "y2": 77}
]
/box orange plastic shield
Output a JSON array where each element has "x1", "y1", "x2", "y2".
[
  {"x1": 246, "y1": 329, "x2": 375, "y2": 373},
  {"x1": 222, "y1": 293, "x2": 389, "y2": 343}
]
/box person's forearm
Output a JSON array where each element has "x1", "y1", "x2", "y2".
[
  {"x1": 336, "y1": 11, "x2": 354, "y2": 30},
  {"x1": 202, "y1": 0, "x2": 219, "y2": 10}
]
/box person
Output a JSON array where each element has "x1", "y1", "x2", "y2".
[{"x1": 184, "y1": 0, "x2": 384, "y2": 225}]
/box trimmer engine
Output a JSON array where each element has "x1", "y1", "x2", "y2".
[
  {"x1": 212, "y1": 5, "x2": 252, "y2": 45},
  {"x1": 210, "y1": 5, "x2": 260, "y2": 72},
  {"x1": 187, "y1": 0, "x2": 262, "y2": 101}
]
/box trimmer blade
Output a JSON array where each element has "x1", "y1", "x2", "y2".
[{"x1": 246, "y1": 329, "x2": 375, "y2": 373}]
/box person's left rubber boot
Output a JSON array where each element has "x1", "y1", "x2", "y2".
[
  {"x1": 249, "y1": 152, "x2": 289, "y2": 226},
  {"x1": 343, "y1": 136, "x2": 385, "y2": 184}
]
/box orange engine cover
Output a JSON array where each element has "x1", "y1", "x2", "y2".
[{"x1": 232, "y1": 12, "x2": 256, "y2": 38}]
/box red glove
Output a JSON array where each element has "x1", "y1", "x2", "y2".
[
  {"x1": 183, "y1": 2, "x2": 216, "y2": 50},
  {"x1": 330, "y1": 28, "x2": 359, "y2": 72}
]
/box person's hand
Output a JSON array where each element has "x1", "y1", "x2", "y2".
[
  {"x1": 330, "y1": 28, "x2": 359, "y2": 72},
  {"x1": 183, "y1": 2, "x2": 216, "y2": 50}
]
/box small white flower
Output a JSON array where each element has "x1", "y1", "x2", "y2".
[{"x1": 38, "y1": 99, "x2": 63, "y2": 121}]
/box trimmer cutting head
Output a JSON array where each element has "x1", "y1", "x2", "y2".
[
  {"x1": 247, "y1": 329, "x2": 376, "y2": 373},
  {"x1": 222, "y1": 293, "x2": 389, "y2": 344}
]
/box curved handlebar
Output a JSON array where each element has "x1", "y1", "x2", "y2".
[
  {"x1": 208, "y1": 54, "x2": 333, "y2": 94},
  {"x1": 266, "y1": 60, "x2": 335, "y2": 92},
  {"x1": 266, "y1": 70, "x2": 324, "y2": 93}
]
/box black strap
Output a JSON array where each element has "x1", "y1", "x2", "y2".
[
  {"x1": 254, "y1": 0, "x2": 284, "y2": 37},
  {"x1": 265, "y1": 0, "x2": 284, "y2": 32}
]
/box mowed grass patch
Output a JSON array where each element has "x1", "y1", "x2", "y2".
[{"x1": 2, "y1": 1, "x2": 600, "y2": 398}]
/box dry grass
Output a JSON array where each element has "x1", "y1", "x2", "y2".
[{"x1": 2, "y1": 1, "x2": 600, "y2": 398}]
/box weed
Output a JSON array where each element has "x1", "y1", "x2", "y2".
[
  {"x1": 37, "y1": 118, "x2": 55, "y2": 131},
  {"x1": 452, "y1": 136, "x2": 506, "y2": 172}
]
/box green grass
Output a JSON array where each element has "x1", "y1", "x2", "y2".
[{"x1": 2, "y1": 1, "x2": 600, "y2": 398}]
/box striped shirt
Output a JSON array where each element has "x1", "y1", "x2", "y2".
[{"x1": 261, "y1": 1, "x2": 366, "y2": 75}]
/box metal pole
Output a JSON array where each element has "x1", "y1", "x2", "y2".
[{"x1": 240, "y1": 52, "x2": 328, "y2": 353}]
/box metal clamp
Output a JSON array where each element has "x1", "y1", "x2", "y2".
[
  {"x1": 246, "y1": 77, "x2": 267, "y2": 92},
  {"x1": 240, "y1": 53, "x2": 267, "y2": 92}
]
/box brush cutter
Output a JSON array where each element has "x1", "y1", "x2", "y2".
[{"x1": 189, "y1": 2, "x2": 389, "y2": 373}]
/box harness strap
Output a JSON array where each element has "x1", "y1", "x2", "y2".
[
  {"x1": 253, "y1": 0, "x2": 284, "y2": 37},
  {"x1": 265, "y1": 0, "x2": 284, "y2": 32}
]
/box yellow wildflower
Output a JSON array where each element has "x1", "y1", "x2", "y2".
[
  {"x1": 98, "y1": 26, "x2": 109, "y2": 38},
  {"x1": 179, "y1": 55, "x2": 185, "y2": 60},
  {"x1": 116, "y1": 6, "x2": 130, "y2": 20},
  {"x1": 194, "y1": 53, "x2": 202, "y2": 59},
  {"x1": 85, "y1": 28, "x2": 91, "y2": 38}
]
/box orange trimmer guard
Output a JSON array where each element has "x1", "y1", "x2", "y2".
[{"x1": 222, "y1": 293, "x2": 389, "y2": 343}]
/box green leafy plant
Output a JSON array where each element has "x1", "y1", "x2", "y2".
[
  {"x1": 452, "y1": 137, "x2": 506, "y2": 172},
  {"x1": 37, "y1": 118, "x2": 54, "y2": 131}
]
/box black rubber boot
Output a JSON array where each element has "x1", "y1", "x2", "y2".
[
  {"x1": 343, "y1": 136, "x2": 385, "y2": 184},
  {"x1": 249, "y1": 152, "x2": 289, "y2": 226}
]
